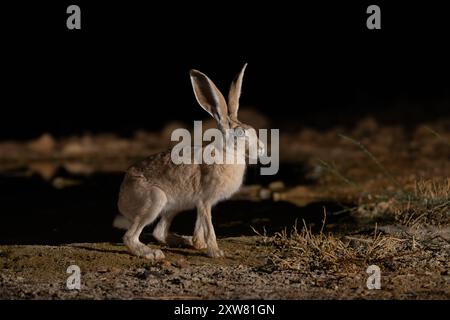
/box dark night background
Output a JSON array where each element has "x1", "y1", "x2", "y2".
[{"x1": 1, "y1": 1, "x2": 449, "y2": 140}]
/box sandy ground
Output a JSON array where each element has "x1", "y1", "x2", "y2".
[{"x1": 1, "y1": 236, "x2": 448, "y2": 300}]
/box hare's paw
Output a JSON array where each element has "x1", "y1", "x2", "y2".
[
  {"x1": 165, "y1": 234, "x2": 194, "y2": 248},
  {"x1": 207, "y1": 248, "x2": 225, "y2": 258},
  {"x1": 192, "y1": 237, "x2": 207, "y2": 250},
  {"x1": 144, "y1": 248, "x2": 165, "y2": 260},
  {"x1": 127, "y1": 242, "x2": 165, "y2": 260}
]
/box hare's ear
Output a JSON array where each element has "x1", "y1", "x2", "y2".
[
  {"x1": 227, "y1": 63, "x2": 248, "y2": 121},
  {"x1": 190, "y1": 69, "x2": 229, "y2": 131}
]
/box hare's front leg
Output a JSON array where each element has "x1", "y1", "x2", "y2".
[
  {"x1": 197, "y1": 201, "x2": 224, "y2": 258},
  {"x1": 192, "y1": 214, "x2": 207, "y2": 250},
  {"x1": 123, "y1": 186, "x2": 167, "y2": 260}
]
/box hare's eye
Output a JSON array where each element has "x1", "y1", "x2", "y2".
[{"x1": 234, "y1": 127, "x2": 245, "y2": 137}]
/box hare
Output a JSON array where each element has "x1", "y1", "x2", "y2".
[{"x1": 117, "y1": 64, "x2": 264, "y2": 260}]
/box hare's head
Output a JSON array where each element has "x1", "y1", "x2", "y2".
[{"x1": 190, "y1": 64, "x2": 265, "y2": 161}]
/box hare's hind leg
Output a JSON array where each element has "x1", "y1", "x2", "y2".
[
  {"x1": 153, "y1": 211, "x2": 195, "y2": 248},
  {"x1": 123, "y1": 186, "x2": 167, "y2": 260}
]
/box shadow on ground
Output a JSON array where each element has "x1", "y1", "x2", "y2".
[{"x1": 0, "y1": 170, "x2": 355, "y2": 245}]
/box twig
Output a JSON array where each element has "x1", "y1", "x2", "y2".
[
  {"x1": 425, "y1": 126, "x2": 450, "y2": 147},
  {"x1": 338, "y1": 134, "x2": 402, "y2": 189},
  {"x1": 344, "y1": 236, "x2": 373, "y2": 243},
  {"x1": 320, "y1": 206, "x2": 327, "y2": 235},
  {"x1": 317, "y1": 158, "x2": 364, "y2": 191}
]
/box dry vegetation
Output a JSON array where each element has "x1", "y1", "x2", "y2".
[
  {"x1": 251, "y1": 118, "x2": 450, "y2": 295},
  {"x1": 256, "y1": 219, "x2": 404, "y2": 272}
]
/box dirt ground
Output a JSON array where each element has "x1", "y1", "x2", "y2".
[
  {"x1": 1, "y1": 236, "x2": 448, "y2": 300},
  {"x1": 0, "y1": 113, "x2": 449, "y2": 299}
]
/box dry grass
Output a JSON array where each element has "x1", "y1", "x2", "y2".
[
  {"x1": 317, "y1": 132, "x2": 449, "y2": 227},
  {"x1": 394, "y1": 178, "x2": 450, "y2": 227},
  {"x1": 258, "y1": 127, "x2": 450, "y2": 279},
  {"x1": 257, "y1": 216, "x2": 407, "y2": 273},
  {"x1": 353, "y1": 178, "x2": 450, "y2": 227}
]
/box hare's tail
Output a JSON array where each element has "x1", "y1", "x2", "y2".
[{"x1": 112, "y1": 214, "x2": 131, "y2": 230}]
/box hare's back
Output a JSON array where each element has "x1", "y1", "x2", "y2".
[
  {"x1": 125, "y1": 150, "x2": 202, "y2": 201},
  {"x1": 128, "y1": 151, "x2": 173, "y2": 179}
]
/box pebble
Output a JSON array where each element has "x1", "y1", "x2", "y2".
[
  {"x1": 259, "y1": 188, "x2": 272, "y2": 200},
  {"x1": 173, "y1": 258, "x2": 190, "y2": 269},
  {"x1": 269, "y1": 181, "x2": 285, "y2": 191}
]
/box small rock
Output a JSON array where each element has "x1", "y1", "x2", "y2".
[
  {"x1": 110, "y1": 267, "x2": 121, "y2": 274},
  {"x1": 97, "y1": 267, "x2": 108, "y2": 273},
  {"x1": 28, "y1": 133, "x2": 56, "y2": 154},
  {"x1": 259, "y1": 188, "x2": 272, "y2": 200},
  {"x1": 161, "y1": 260, "x2": 172, "y2": 268},
  {"x1": 169, "y1": 278, "x2": 182, "y2": 285},
  {"x1": 173, "y1": 258, "x2": 190, "y2": 269},
  {"x1": 272, "y1": 192, "x2": 282, "y2": 202},
  {"x1": 52, "y1": 177, "x2": 82, "y2": 189},
  {"x1": 29, "y1": 162, "x2": 58, "y2": 181},
  {"x1": 135, "y1": 268, "x2": 150, "y2": 280},
  {"x1": 268, "y1": 181, "x2": 285, "y2": 191}
]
